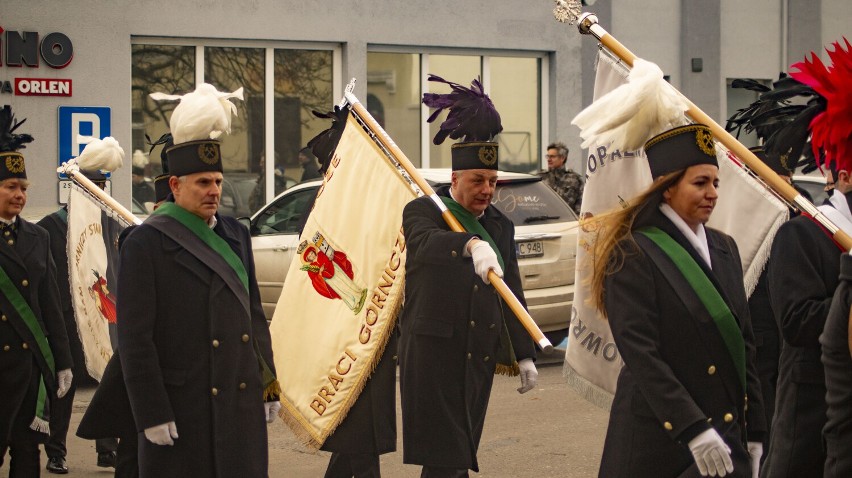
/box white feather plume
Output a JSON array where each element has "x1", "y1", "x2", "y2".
[
  {"x1": 74, "y1": 135, "x2": 124, "y2": 173},
  {"x1": 572, "y1": 58, "x2": 690, "y2": 152},
  {"x1": 132, "y1": 149, "x2": 149, "y2": 169},
  {"x1": 149, "y1": 83, "x2": 244, "y2": 144}
]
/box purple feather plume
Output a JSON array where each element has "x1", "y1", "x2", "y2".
[
  {"x1": 0, "y1": 105, "x2": 34, "y2": 153},
  {"x1": 422, "y1": 75, "x2": 502, "y2": 145}
]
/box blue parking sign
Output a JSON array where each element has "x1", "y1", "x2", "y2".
[{"x1": 57, "y1": 106, "x2": 111, "y2": 177}]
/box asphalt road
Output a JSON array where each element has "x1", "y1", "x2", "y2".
[{"x1": 3, "y1": 360, "x2": 609, "y2": 477}]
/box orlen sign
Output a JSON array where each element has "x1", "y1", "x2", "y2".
[{"x1": 0, "y1": 26, "x2": 73, "y2": 97}]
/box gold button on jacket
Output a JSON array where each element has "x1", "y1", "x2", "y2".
[
  {"x1": 724, "y1": 413, "x2": 734, "y2": 423},
  {"x1": 664, "y1": 421, "x2": 673, "y2": 431},
  {"x1": 241, "y1": 334, "x2": 249, "y2": 343}
]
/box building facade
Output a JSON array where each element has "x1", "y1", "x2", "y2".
[{"x1": 2, "y1": 0, "x2": 848, "y2": 217}]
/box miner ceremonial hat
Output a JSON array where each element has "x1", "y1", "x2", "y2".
[
  {"x1": 0, "y1": 105, "x2": 32, "y2": 181},
  {"x1": 422, "y1": 75, "x2": 502, "y2": 171},
  {"x1": 153, "y1": 174, "x2": 170, "y2": 203},
  {"x1": 644, "y1": 124, "x2": 718, "y2": 179},
  {"x1": 149, "y1": 83, "x2": 244, "y2": 177}
]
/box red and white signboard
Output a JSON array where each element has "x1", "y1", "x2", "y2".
[{"x1": 14, "y1": 78, "x2": 72, "y2": 96}]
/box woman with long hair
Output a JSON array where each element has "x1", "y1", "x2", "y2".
[{"x1": 591, "y1": 125, "x2": 766, "y2": 478}]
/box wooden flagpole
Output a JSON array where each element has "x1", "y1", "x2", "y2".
[
  {"x1": 572, "y1": 12, "x2": 852, "y2": 252},
  {"x1": 343, "y1": 89, "x2": 554, "y2": 354},
  {"x1": 58, "y1": 163, "x2": 143, "y2": 226}
]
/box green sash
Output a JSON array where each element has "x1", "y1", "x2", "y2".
[
  {"x1": 0, "y1": 264, "x2": 55, "y2": 431},
  {"x1": 152, "y1": 202, "x2": 248, "y2": 292},
  {"x1": 150, "y1": 203, "x2": 279, "y2": 398},
  {"x1": 637, "y1": 226, "x2": 746, "y2": 389},
  {"x1": 440, "y1": 196, "x2": 504, "y2": 271},
  {"x1": 440, "y1": 196, "x2": 518, "y2": 375}
]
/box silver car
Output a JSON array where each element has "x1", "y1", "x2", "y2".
[{"x1": 247, "y1": 169, "x2": 578, "y2": 345}]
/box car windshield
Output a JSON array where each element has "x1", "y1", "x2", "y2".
[{"x1": 490, "y1": 180, "x2": 578, "y2": 225}]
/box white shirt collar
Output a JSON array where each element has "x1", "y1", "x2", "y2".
[
  {"x1": 449, "y1": 187, "x2": 485, "y2": 219},
  {"x1": 208, "y1": 215, "x2": 217, "y2": 229},
  {"x1": 0, "y1": 216, "x2": 16, "y2": 226},
  {"x1": 659, "y1": 203, "x2": 712, "y2": 269}
]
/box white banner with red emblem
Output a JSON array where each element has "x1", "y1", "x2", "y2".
[
  {"x1": 67, "y1": 185, "x2": 124, "y2": 381},
  {"x1": 271, "y1": 112, "x2": 416, "y2": 448},
  {"x1": 563, "y1": 49, "x2": 788, "y2": 407}
]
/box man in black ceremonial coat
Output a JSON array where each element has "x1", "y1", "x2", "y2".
[
  {"x1": 762, "y1": 168, "x2": 851, "y2": 478},
  {"x1": 820, "y1": 252, "x2": 852, "y2": 478},
  {"x1": 117, "y1": 89, "x2": 280, "y2": 478},
  {"x1": 38, "y1": 170, "x2": 119, "y2": 474},
  {"x1": 0, "y1": 105, "x2": 73, "y2": 477},
  {"x1": 399, "y1": 138, "x2": 537, "y2": 476}
]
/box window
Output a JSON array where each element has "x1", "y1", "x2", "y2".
[
  {"x1": 252, "y1": 186, "x2": 319, "y2": 235},
  {"x1": 130, "y1": 44, "x2": 195, "y2": 206},
  {"x1": 367, "y1": 50, "x2": 545, "y2": 173},
  {"x1": 130, "y1": 39, "x2": 339, "y2": 215}
]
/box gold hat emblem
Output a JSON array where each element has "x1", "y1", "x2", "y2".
[
  {"x1": 478, "y1": 145, "x2": 497, "y2": 166},
  {"x1": 198, "y1": 143, "x2": 220, "y2": 165},
  {"x1": 5, "y1": 154, "x2": 25, "y2": 174},
  {"x1": 695, "y1": 129, "x2": 716, "y2": 157}
]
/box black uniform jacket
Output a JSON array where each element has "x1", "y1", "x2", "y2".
[
  {"x1": 599, "y1": 209, "x2": 765, "y2": 478},
  {"x1": 762, "y1": 213, "x2": 841, "y2": 478},
  {"x1": 117, "y1": 213, "x2": 275, "y2": 478},
  {"x1": 37, "y1": 210, "x2": 90, "y2": 382},
  {"x1": 77, "y1": 225, "x2": 137, "y2": 441},
  {"x1": 821, "y1": 253, "x2": 852, "y2": 478},
  {"x1": 0, "y1": 217, "x2": 72, "y2": 441},
  {"x1": 399, "y1": 189, "x2": 535, "y2": 472}
]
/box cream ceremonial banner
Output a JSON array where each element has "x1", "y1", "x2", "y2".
[
  {"x1": 271, "y1": 112, "x2": 415, "y2": 448},
  {"x1": 563, "y1": 49, "x2": 788, "y2": 407},
  {"x1": 67, "y1": 185, "x2": 124, "y2": 381}
]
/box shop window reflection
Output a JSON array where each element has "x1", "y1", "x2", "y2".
[
  {"x1": 367, "y1": 52, "x2": 421, "y2": 167},
  {"x1": 130, "y1": 44, "x2": 195, "y2": 208}
]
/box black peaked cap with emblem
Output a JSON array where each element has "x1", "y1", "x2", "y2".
[
  {"x1": 166, "y1": 139, "x2": 222, "y2": 177},
  {"x1": 644, "y1": 124, "x2": 718, "y2": 178},
  {"x1": 0, "y1": 105, "x2": 32, "y2": 181},
  {"x1": 422, "y1": 75, "x2": 502, "y2": 171}
]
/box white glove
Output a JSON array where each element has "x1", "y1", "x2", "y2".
[
  {"x1": 688, "y1": 428, "x2": 733, "y2": 477},
  {"x1": 56, "y1": 369, "x2": 73, "y2": 398},
  {"x1": 516, "y1": 358, "x2": 538, "y2": 394},
  {"x1": 265, "y1": 401, "x2": 282, "y2": 423},
  {"x1": 470, "y1": 240, "x2": 503, "y2": 284},
  {"x1": 144, "y1": 421, "x2": 178, "y2": 446},
  {"x1": 747, "y1": 441, "x2": 763, "y2": 478}
]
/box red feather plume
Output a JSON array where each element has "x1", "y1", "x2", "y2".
[{"x1": 789, "y1": 38, "x2": 852, "y2": 172}]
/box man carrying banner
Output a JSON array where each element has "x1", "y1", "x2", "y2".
[
  {"x1": 399, "y1": 76, "x2": 537, "y2": 477},
  {"x1": 39, "y1": 149, "x2": 121, "y2": 474},
  {"x1": 117, "y1": 84, "x2": 280, "y2": 478},
  {"x1": 0, "y1": 105, "x2": 73, "y2": 477}
]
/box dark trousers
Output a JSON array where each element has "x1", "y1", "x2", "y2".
[
  {"x1": 420, "y1": 466, "x2": 469, "y2": 478},
  {"x1": 46, "y1": 381, "x2": 118, "y2": 458},
  {"x1": 324, "y1": 452, "x2": 380, "y2": 478},
  {"x1": 1, "y1": 365, "x2": 44, "y2": 478},
  {"x1": 115, "y1": 434, "x2": 139, "y2": 478}
]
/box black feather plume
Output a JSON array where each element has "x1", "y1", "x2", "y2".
[
  {"x1": 146, "y1": 132, "x2": 173, "y2": 173},
  {"x1": 0, "y1": 105, "x2": 34, "y2": 153},
  {"x1": 307, "y1": 105, "x2": 350, "y2": 174},
  {"x1": 422, "y1": 75, "x2": 502, "y2": 145},
  {"x1": 726, "y1": 74, "x2": 824, "y2": 173}
]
